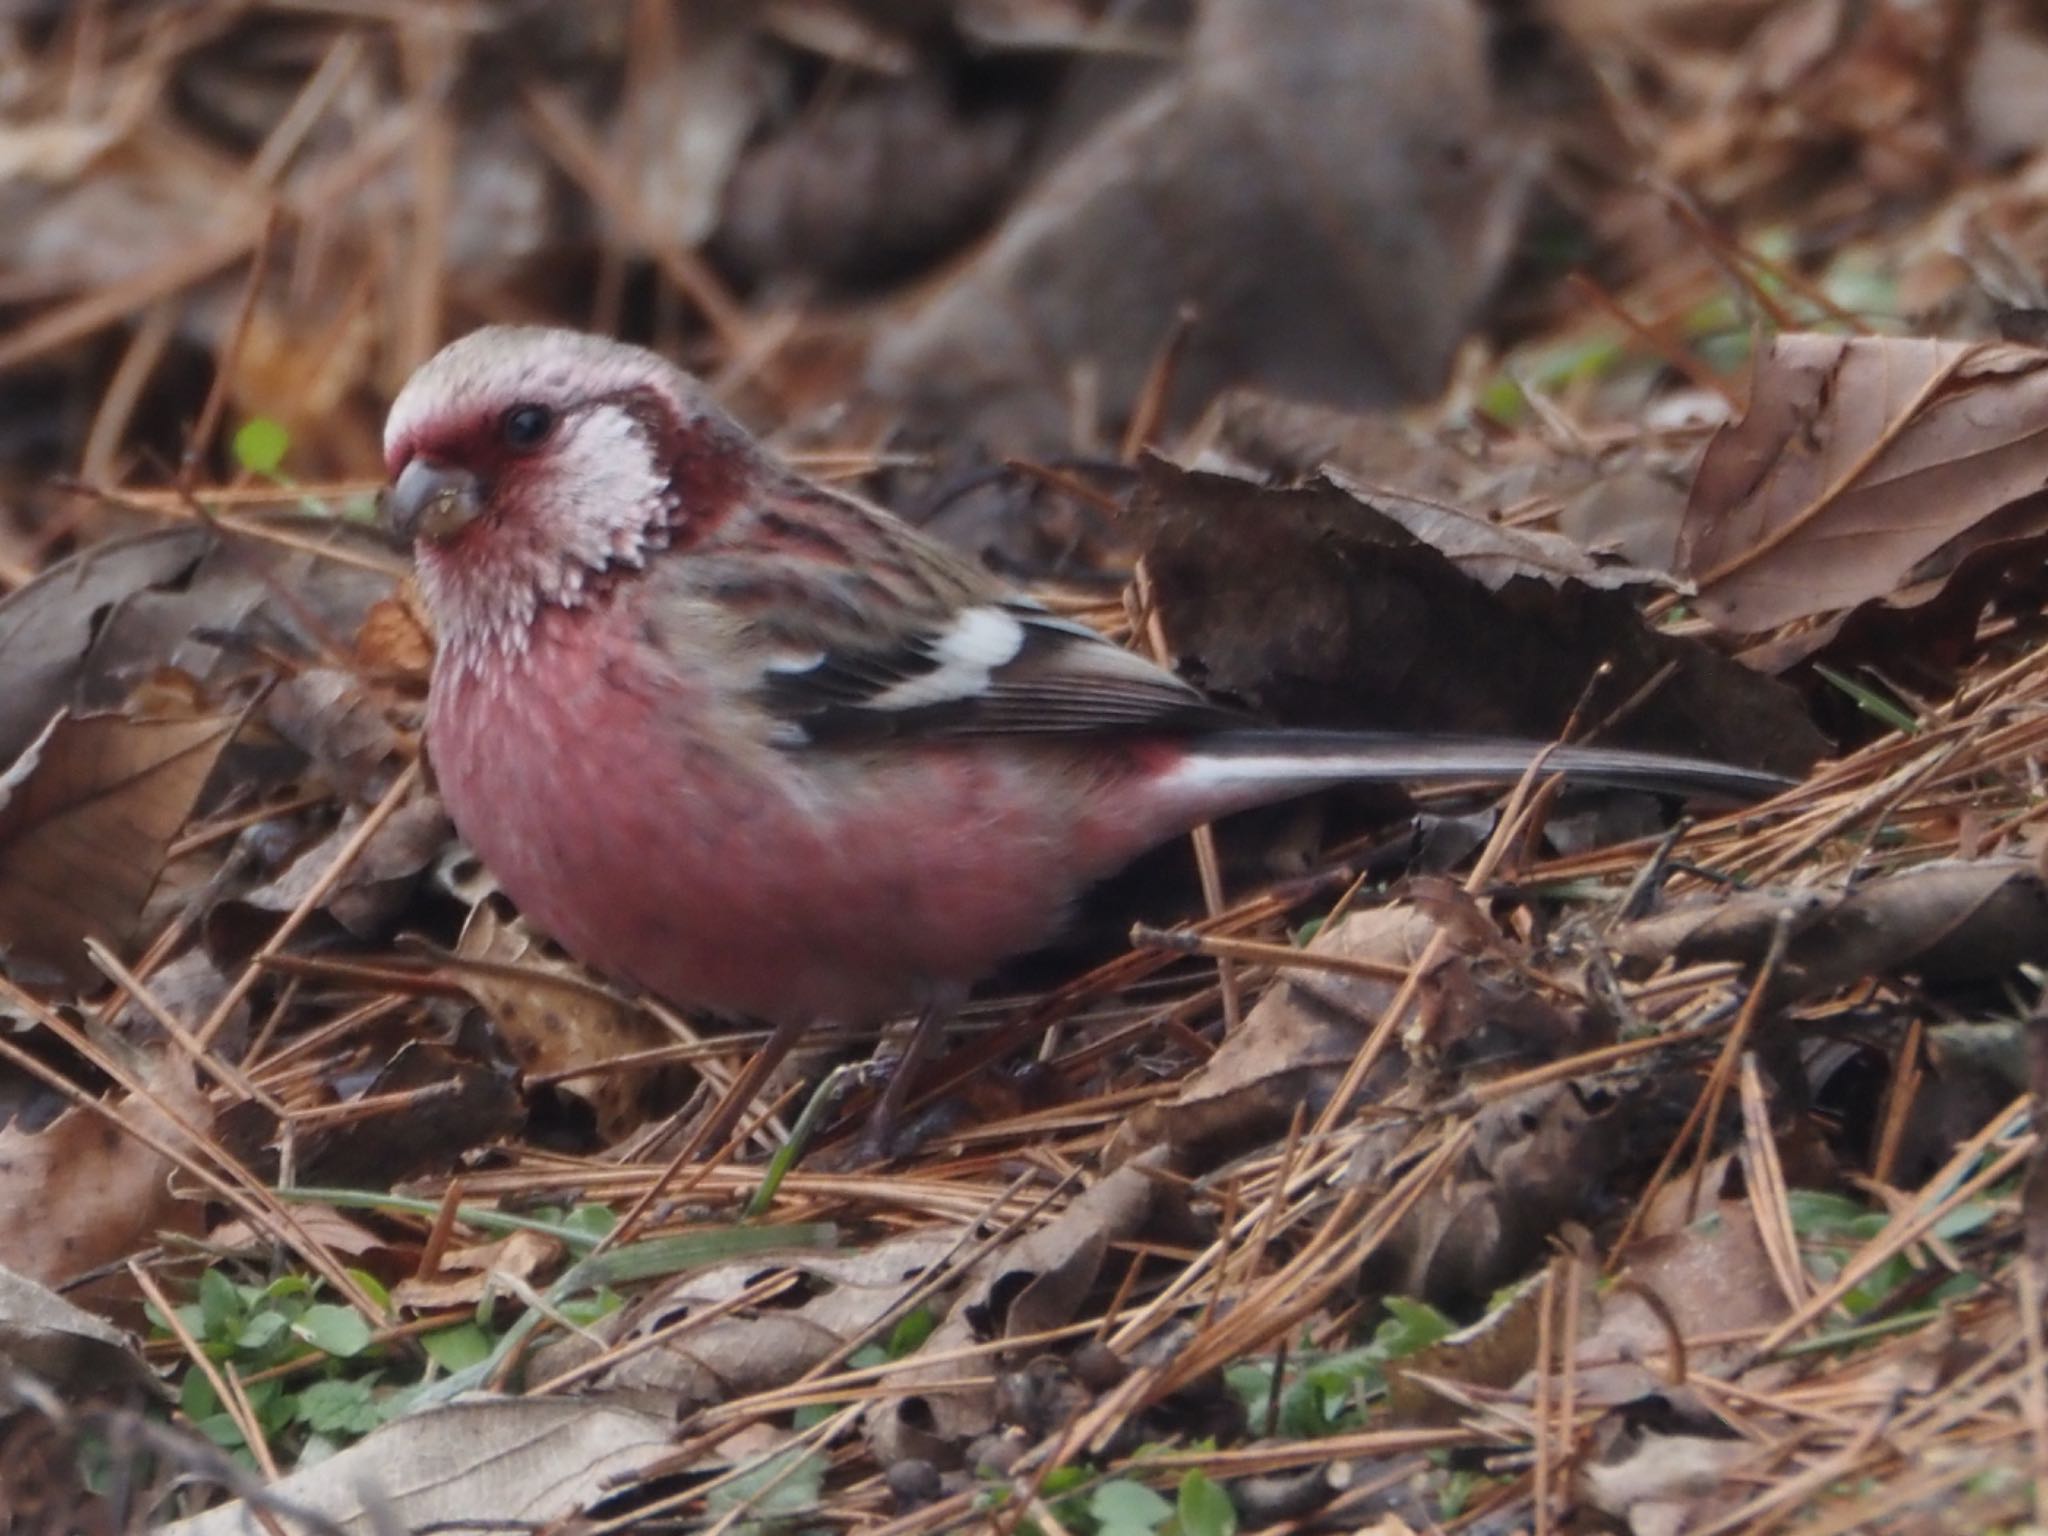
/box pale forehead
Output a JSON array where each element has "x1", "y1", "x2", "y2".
[{"x1": 383, "y1": 326, "x2": 682, "y2": 457}]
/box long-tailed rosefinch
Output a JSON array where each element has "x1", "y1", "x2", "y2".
[{"x1": 383, "y1": 327, "x2": 1784, "y2": 1155}]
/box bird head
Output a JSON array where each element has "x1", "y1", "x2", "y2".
[{"x1": 382, "y1": 326, "x2": 753, "y2": 662}]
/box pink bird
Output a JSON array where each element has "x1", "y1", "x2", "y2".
[{"x1": 383, "y1": 327, "x2": 1783, "y2": 1158}]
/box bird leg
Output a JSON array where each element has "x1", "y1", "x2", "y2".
[
  {"x1": 853, "y1": 989, "x2": 961, "y2": 1165},
  {"x1": 686, "y1": 1014, "x2": 812, "y2": 1163}
]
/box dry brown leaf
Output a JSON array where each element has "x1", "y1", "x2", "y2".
[
  {"x1": 0, "y1": 525, "x2": 399, "y2": 770},
  {"x1": 209, "y1": 1203, "x2": 388, "y2": 1260},
  {"x1": 1579, "y1": 1428, "x2": 1752, "y2": 1536},
  {"x1": 263, "y1": 667, "x2": 405, "y2": 802},
  {"x1": 1679, "y1": 334, "x2": 2048, "y2": 632},
  {"x1": 205, "y1": 797, "x2": 450, "y2": 969},
  {"x1": 355, "y1": 589, "x2": 435, "y2": 680},
  {"x1": 443, "y1": 901, "x2": 675, "y2": 1141},
  {"x1": 1117, "y1": 906, "x2": 1433, "y2": 1166},
  {"x1": 1385, "y1": 1269, "x2": 1558, "y2": 1424},
  {"x1": 298, "y1": 1041, "x2": 522, "y2": 1188},
  {"x1": 160, "y1": 1395, "x2": 674, "y2": 1536},
  {"x1": 1609, "y1": 858, "x2": 2048, "y2": 1000},
  {"x1": 868, "y1": 1150, "x2": 1170, "y2": 1463},
  {"x1": 0, "y1": 528, "x2": 213, "y2": 767},
  {"x1": 0, "y1": 1059, "x2": 209, "y2": 1288},
  {"x1": 531, "y1": 1231, "x2": 963, "y2": 1406},
  {"x1": 0, "y1": 1261, "x2": 159, "y2": 1399},
  {"x1": 1360, "y1": 1083, "x2": 1623, "y2": 1312},
  {"x1": 1573, "y1": 1196, "x2": 1792, "y2": 1407},
  {"x1": 392, "y1": 1229, "x2": 562, "y2": 1312},
  {"x1": 0, "y1": 710, "x2": 235, "y2": 988},
  {"x1": 1131, "y1": 460, "x2": 1823, "y2": 774}
]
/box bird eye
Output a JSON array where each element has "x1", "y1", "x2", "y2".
[{"x1": 500, "y1": 403, "x2": 555, "y2": 449}]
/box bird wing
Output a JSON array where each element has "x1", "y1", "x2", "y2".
[
  {"x1": 756, "y1": 597, "x2": 1233, "y2": 745},
  {"x1": 672, "y1": 476, "x2": 1232, "y2": 747}
]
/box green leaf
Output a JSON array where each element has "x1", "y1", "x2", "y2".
[
  {"x1": 198, "y1": 1269, "x2": 242, "y2": 1340},
  {"x1": 1814, "y1": 664, "x2": 1919, "y2": 735},
  {"x1": 1176, "y1": 1470, "x2": 1236, "y2": 1536},
  {"x1": 236, "y1": 1310, "x2": 291, "y2": 1353},
  {"x1": 1377, "y1": 1296, "x2": 1455, "y2": 1354},
  {"x1": 1222, "y1": 1359, "x2": 1275, "y2": 1425},
  {"x1": 705, "y1": 1445, "x2": 826, "y2": 1518},
  {"x1": 1091, "y1": 1479, "x2": 1173, "y2": 1536},
  {"x1": 180, "y1": 1369, "x2": 219, "y2": 1422},
  {"x1": 347, "y1": 1269, "x2": 394, "y2": 1312},
  {"x1": 194, "y1": 1411, "x2": 247, "y2": 1452},
  {"x1": 562, "y1": 1204, "x2": 618, "y2": 1240},
  {"x1": 558, "y1": 1288, "x2": 623, "y2": 1328},
  {"x1": 791, "y1": 1401, "x2": 839, "y2": 1432},
  {"x1": 260, "y1": 1274, "x2": 313, "y2": 1305},
  {"x1": 422, "y1": 1322, "x2": 493, "y2": 1373},
  {"x1": 233, "y1": 417, "x2": 291, "y2": 477},
  {"x1": 887, "y1": 1306, "x2": 936, "y2": 1359},
  {"x1": 248, "y1": 1379, "x2": 295, "y2": 1435},
  {"x1": 1040, "y1": 1465, "x2": 1090, "y2": 1496},
  {"x1": 296, "y1": 1378, "x2": 384, "y2": 1437},
  {"x1": 293, "y1": 1304, "x2": 373, "y2": 1358},
  {"x1": 1438, "y1": 1467, "x2": 1484, "y2": 1519}
]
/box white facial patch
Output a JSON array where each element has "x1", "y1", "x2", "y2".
[
  {"x1": 417, "y1": 402, "x2": 679, "y2": 674},
  {"x1": 867, "y1": 605, "x2": 1027, "y2": 711},
  {"x1": 529, "y1": 403, "x2": 672, "y2": 594}
]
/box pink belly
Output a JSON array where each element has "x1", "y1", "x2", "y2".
[{"x1": 428, "y1": 615, "x2": 1142, "y2": 1026}]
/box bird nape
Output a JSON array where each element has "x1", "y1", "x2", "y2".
[{"x1": 382, "y1": 325, "x2": 1792, "y2": 1163}]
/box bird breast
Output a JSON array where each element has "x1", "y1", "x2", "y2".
[{"x1": 426, "y1": 598, "x2": 1169, "y2": 1027}]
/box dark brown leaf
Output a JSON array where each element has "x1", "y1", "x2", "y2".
[
  {"x1": 0, "y1": 1061, "x2": 209, "y2": 1288},
  {"x1": 1610, "y1": 858, "x2": 2048, "y2": 1000},
  {"x1": 1131, "y1": 460, "x2": 1824, "y2": 774},
  {"x1": 0, "y1": 711, "x2": 235, "y2": 987},
  {"x1": 1678, "y1": 334, "x2": 2048, "y2": 633}
]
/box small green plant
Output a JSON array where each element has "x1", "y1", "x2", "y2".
[
  {"x1": 1224, "y1": 1296, "x2": 1454, "y2": 1437},
  {"x1": 231, "y1": 416, "x2": 291, "y2": 478},
  {"x1": 1089, "y1": 1478, "x2": 1174, "y2": 1536},
  {"x1": 151, "y1": 1263, "x2": 539, "y2": 1469},
  {"x1": 1787, "y1": 1189, "x2": 1990, "y2": 1318},
  {"x1": 1016, "y1": 1466, "x2": 1238, "y2": 1536},
  {"x1": 151, "y1": 1267, "x2": 394, "y2": 1466},
  {"x1": 848, "y1": 1304, "x2": 938, "y2": 1371},
  {"x1": 793, "y1": 1304, "x2": 940, "y2": 1432},
  {"x1": 705, "y1": 1442, "x2": 828, "y2": 1529},
  {"x1": 1175, "y1": 1469, "x2": 1237, "y2": 1536}
]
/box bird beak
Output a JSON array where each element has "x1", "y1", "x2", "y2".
[{"x1": 383, "y1": 458, "x2": 483, "y2": 545}]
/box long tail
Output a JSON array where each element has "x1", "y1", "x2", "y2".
[{"x1": 1160, "y1": 729, "x2": 1796, "y2": 817}]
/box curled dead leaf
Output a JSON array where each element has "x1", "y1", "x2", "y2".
[
  {"x1": 1609, "y1": 857, "x2": 2048, "y2": 1000},
  {"x1": 0, "y1": 1058, "x2": 209, "y2": 1288},
  {"x1": 868, "y1": 1151, "x2": 1172, "y2": 1464},
  {"x1": 355, "y1": 587, "x2": 435, "y2": 681},
  {"x1": 205, "y1": 796, "x2": 450, "y2": 963},
  {"x1": 393, "y1": 1229, "x2": 562, "y2": 1312},
  {"x1": 1680, "y1": 334, "x2": 2048, "y2": 633},
  {"x1": 0, "y1": 1261, "x2": 160, "y2": 1400},
  {"x1": 442, "y1": 900, "x2": 677, "y2": 1142},
  {"x1": 531, "y1": 1231, "x2": 963, "y2": 1407},
  {"x1": 0, "y1": 710, "x2": 235, "y2": 988},
  {"x1": 159, "y1": 1395, "x2": 674, "y2": 1536},
  {"x1": 1130, "y1": 460, "x2": 1823, "y2": 774},
  {"x1": 263, "y1": 667, "x2": 405, "y2": 802}
]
